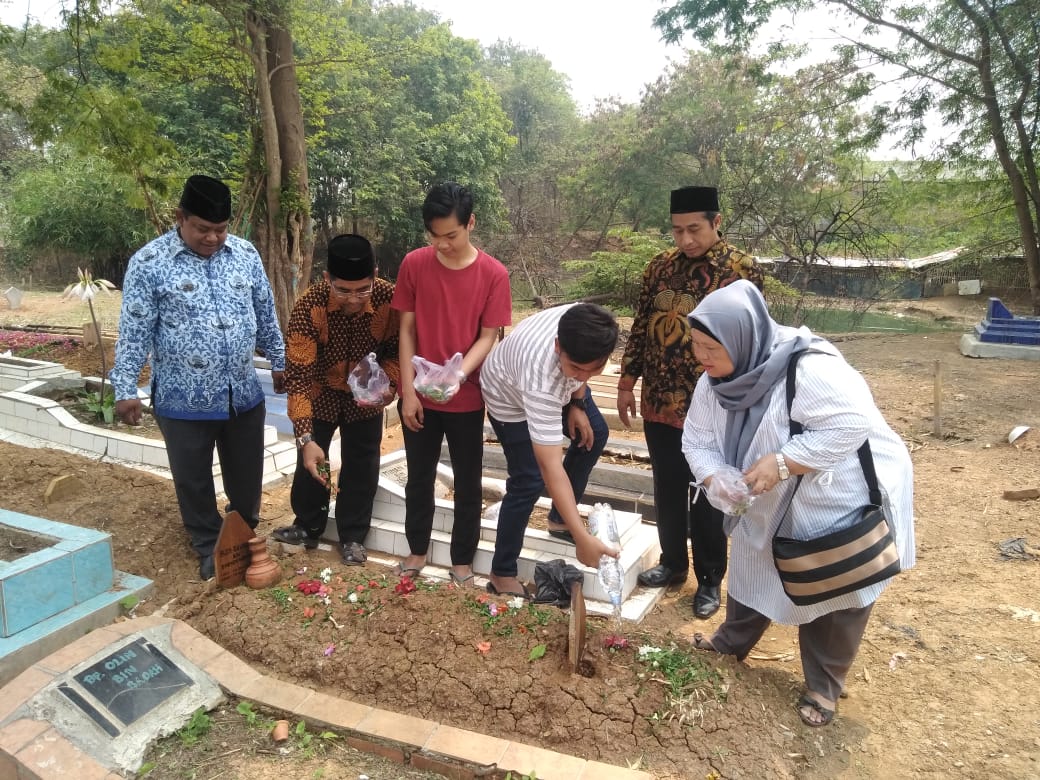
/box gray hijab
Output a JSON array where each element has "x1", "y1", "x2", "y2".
[{"x1": 688, "y1": 280, "x2": 821, "y2": 467}]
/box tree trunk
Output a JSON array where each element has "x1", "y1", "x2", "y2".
[
  {"x1": 976, "y1": 46, "x2": 1040, "y2": 314},
  {"x1": 243, "y1": 4, "x2": 313, "y2": 328}
]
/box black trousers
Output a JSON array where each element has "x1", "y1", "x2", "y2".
[
  {"x1": 157, "y1": 401, "x2": 266, "y2": 558},
  {"x1": 289, "y1": 415, "x2": 383, "y2": 545},
  {"x1": 400, "y1": 404, "x2": 485, "y2": 566},
  {"x1": 643, "y1": 420, "x2": 728, "y2": 586}
]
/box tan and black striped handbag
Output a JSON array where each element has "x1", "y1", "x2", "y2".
[{"x1": 772, "y1": 351, "x2": 901, "y2": 606}]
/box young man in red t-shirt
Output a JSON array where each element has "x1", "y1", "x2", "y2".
[{"x1": 391, "y1": 182, "x2": 512, "y2": 586}]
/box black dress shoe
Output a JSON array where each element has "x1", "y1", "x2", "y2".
[
  {"x1": 637, "y1": 564, "x2": 688, "y2": 588},
  {"x1": 199, "y1": 554, "x2": 215, "y2": 581},
  {"x1": 693, "y1": 584, "x2": 721, "y2": 619}
]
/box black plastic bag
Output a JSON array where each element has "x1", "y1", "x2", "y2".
[{"x1": 532, "y1": 558, "x2": 584, "y2": 607}]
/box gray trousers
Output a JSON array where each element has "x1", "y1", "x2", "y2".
[
  {"x1": 157, "y1": 401, "x2": 266, "y2": 558},
  {"x1": 710, "y1": 596, "x2": 873, "y2": 702}
]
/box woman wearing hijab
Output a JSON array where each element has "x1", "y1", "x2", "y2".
[{"x1": 680, "y1": 280, "x2": 915, "y2": 727}]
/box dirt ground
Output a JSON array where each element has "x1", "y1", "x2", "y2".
[{"x1": 1, "y1": 292, "x2": 1039, "y2": 778}]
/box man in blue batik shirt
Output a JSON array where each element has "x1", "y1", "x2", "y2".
[{"x1": 111, "y1": 175, "x2": 286, "y2": 581}]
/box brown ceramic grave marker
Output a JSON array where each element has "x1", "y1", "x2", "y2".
[
  {"x1": 567, "y1": 580, "x2": 587, "y2": 673},
  {"x1": 214, "y1": 511, "x2": 254, "y2": 588}
]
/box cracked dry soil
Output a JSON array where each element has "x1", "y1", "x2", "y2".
[{"x1": 1, "y1": 316, "x2": 1039, "y2": 778}]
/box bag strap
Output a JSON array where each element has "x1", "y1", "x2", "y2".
[{"x1": 784, "y1": 349, "x2": 883, "y2": 510}]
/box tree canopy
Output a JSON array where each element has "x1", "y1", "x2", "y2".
[{"x1": 655, "y1": 0, "x2": 1040, "y2": 311}]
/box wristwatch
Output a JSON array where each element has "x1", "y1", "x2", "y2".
[
  {"x1": 567, "y1": 396, "x2": 587, "y2": 412},
  {"x1": 296, "y1": 433, "x2": 314, "y2": 449},
  {"x1": 775, "y1": 452, "x2": 791, "y2": 481}
]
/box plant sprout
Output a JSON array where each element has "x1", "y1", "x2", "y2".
[{"x1": 62, "y1": 268, "x2": 117, "y2": 420}]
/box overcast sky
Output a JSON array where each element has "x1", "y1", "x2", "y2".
[
  {"x1": 417, "y1": 0, "x2": 681, "y2": 110},
  {"x1": 417, "y1": 1, "x2": 871, "y2": 110}
]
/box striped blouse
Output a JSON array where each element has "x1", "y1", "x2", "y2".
[{"x1": 682, "y1": 345, "x2": 916, "y2": 624}]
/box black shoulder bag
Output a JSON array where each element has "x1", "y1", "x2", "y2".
[{"x1": 772, "y1": 350, "x2": 902, "y2": 606}]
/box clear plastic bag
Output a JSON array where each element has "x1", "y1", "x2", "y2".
[
  {"x1": 348, "y1": 352, "x2": 391, "y2": 407},
  {"x1": 703, "y1": 465, "x2": 755, "y2": 515},
  {"x1": 412, "y1": 352, "x2": 464, "y2": 403}
]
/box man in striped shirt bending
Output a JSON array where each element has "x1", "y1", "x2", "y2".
[{"x1": 480, "y1": 303, "x2": 621, "y2": 598}]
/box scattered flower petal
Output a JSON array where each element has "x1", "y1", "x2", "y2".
[
  {"x1": 348, "y1": 592, "x2": 358, "y2": 603},
  {"x1": 324, "y1": 643, "x2": 336, "y2": 657},
  {"x1": 297, "y1": 579, "x2": 323, "y2": 595},
  {"x1": 507, "y1": 596, "x2": 525, "y2": 610},
  {"x1": 302, "y1": 607, "x2": 315, "y2": 619},
  {"x1": 475, "y1": 641, "x2": 492, "y2": 655},
  {"x1": 394, "y1": 578, "x2": 417, "y2": 595}
]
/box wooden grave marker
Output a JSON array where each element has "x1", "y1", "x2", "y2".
[
  {"x1": 567, "y1": 581, "x2": 587, "y2": 673},
  {"x1": 214, "y1": 510, "x2": 255, "y2": 588}
]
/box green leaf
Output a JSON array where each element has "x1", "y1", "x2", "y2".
[
  {"x1": 119, "y1": 595, "x2": 139, "y2": 611},
  {"x1": 528, "y1": 644, "x2": 547, "y2": 661}
]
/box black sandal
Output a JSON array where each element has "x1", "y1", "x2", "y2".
[
  {"x1": 546, "y1": 523, "x2": 576, "y2": 544},
  {"x1": 272, "y1": 525, "x2": 319, "y2": 550},
  {"x1": 797, "y1": 694, "x2": 835, "y2": 727},
  {"x1": 692, "y1": 632, "x2": 722, "y2": 653}
]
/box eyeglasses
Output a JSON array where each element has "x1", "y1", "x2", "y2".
[{"x1": 329, "y1": 285, "x2": 373, "y2": 300}]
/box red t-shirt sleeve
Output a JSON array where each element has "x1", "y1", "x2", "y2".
[
  {"x1": 480, "y1": 258, "x2": 513, "y2": 329},
  {"x1": 391, "y1": 253, "x2": 418, "y2": 312}
]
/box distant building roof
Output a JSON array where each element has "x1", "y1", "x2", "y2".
[{"x1": 759, "y1": 247, "x2": 966, "y2": 270}]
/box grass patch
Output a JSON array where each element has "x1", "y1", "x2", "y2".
[
  {"x1": 637, "y1": 643, "x2": 728, "y2": 727},
  {"x1": 796, "y1": 308, "x2": 958, "y2": 333}
]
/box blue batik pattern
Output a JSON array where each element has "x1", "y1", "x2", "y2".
[{"x1": 111, "y1": 229, "x2": 286, "y2": 421}]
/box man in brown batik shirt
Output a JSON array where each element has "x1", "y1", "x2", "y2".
[
  {"x1": 618, "y1": 186, "x2": 764, "y2": 618},
  {"x1": 273, "y1": 234, "x2": 400, "y2": 566}
]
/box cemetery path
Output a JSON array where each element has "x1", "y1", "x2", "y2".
[{"x1": 1, "y1": 304, "x2": 1039, "y2": 777}]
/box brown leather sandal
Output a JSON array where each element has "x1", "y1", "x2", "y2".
[{"x1": 797, "y1": 694, "x2": 836, "y2": 727}]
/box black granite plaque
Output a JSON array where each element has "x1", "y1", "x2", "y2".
[
  {"x1": 58, "y1": 683, "x2": 120, "y2": 737},
  {"x1": 74, "y1": 638, "x2": 194, "y2": 726}
]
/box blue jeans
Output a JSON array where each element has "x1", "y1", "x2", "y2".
[{"x1": 488, "y1": 387, "x2": 608, "y2": 578}]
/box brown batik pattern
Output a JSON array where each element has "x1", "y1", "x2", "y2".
[
  {"x1": 284, "y1": 277, "x2": 401, "y2": 437},
  {"x1": 619, "y1": 239, "x2": 764, "y2": 428}
]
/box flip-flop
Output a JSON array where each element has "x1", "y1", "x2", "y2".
[
  {"x1": 486, "y1": 580, "x2": 531, "y2": 600},
  {"x1": 449, "y1": 571, "x2": 477, "y2": 588},
  {"x1": 796, "y1": 694, "x2": 835, "y2": 727},
  {"x1": 395, "y1": 563, "x2": 423, "y2": 579}
]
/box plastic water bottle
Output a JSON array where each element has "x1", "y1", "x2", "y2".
[{"x1": 588, "y1": 503, "x2": 623, "y2": 610}]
